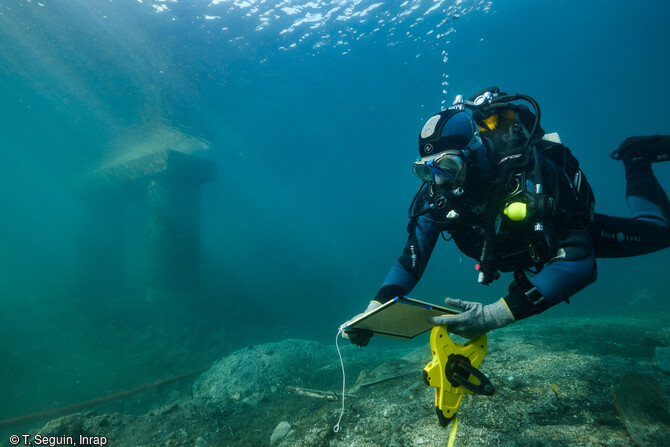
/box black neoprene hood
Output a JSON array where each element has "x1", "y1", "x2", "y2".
[{"x1": 418, "y1": 110, "x2": 478, "y2": 158}]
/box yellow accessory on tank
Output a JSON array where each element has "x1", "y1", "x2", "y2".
[
  {"x1": 477, "y1": 109, "x2": 517, "y2": 133},
  {"x1": 503, "y1": 202, "x2": 528, "y2": 221},
  {"x1": 423, "y1": 326, "x2": 494, "y2": 426}
]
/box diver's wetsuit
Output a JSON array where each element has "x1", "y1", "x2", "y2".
[{"x1": 375, "y1": 145, "x2": 670, "y2": 321}]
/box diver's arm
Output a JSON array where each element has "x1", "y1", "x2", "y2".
[
  {"x1": 374, "y1": 214, "x2": 442, "y2": 304},
  {"x1": 504, "y1": 251, "x2": 597, "y2": 320}
]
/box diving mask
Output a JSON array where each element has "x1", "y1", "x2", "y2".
[{"x1": 413, "y1": 150, "x2": 467, "y2": 185}]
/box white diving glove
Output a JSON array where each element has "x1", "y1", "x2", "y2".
[
  {"x1": 429, "y1": 297, "x2": 515, "y2": 339},
  {"x1": 342, "y1": 300, "x2": 381, "y2": 347}
]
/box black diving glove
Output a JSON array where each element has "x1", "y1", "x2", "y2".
[
  {"x1": 342, "y1": 301, "x2": 381, "y2": 347},
  {"x1": 343, "y1": 327, "x2": 373, "y2": 347},
  {"x1": 611, "y1": 135, "x2": 670, "y2": 162},
  {"x1": 428, "y1": 298, "x2": 515, "y2": 339}
]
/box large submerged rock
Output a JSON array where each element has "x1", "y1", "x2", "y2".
[
  {"x1": 656, "y1": 347, "x2": 670, "y2": 373},
  {"x1": 613, "y1": 371, "x2": 670, "y2": 447},
  {"x1": 192, "y1": 339, "x2": 336, "y2": 404},
  {"x1": 645, "y1": 327, "x2": 670, "y2": 347}
]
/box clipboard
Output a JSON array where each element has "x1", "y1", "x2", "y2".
[{"x1": 339, "y1": 296, "x2": 458, "y2": 340}]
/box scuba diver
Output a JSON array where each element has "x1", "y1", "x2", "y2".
[{"x1": 344, "y1": 87, "x2": 670, "y2": 346}]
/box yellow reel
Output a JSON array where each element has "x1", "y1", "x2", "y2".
[{"x1": 423, "y1": 326, "x2": 494, "y2": 426}]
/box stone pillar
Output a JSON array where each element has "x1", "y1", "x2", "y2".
[
  {"x1": 146, "y1": 176, "x2": 201, "y2": 301},
  {"x1": 82, "y1": 149, "x2": 216, "y2": 303}
]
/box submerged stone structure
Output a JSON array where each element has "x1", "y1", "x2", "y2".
[{"x1": 82, "y1": 149, "x2": 216, "y2": 302}]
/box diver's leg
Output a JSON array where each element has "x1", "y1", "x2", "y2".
[
  {"x1": 623, "y1": 150, "x2": 670, "y2": 226},
  {"x1": 593, "y1": 136, "x2": 670, "y2": 258},
  {"x1": 591, "y1": 213, "x2": 670, "y2": 258}
]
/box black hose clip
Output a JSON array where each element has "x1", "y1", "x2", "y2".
[{"x1": 445, "y1": 354, "x2": 495, "y2": 396}]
